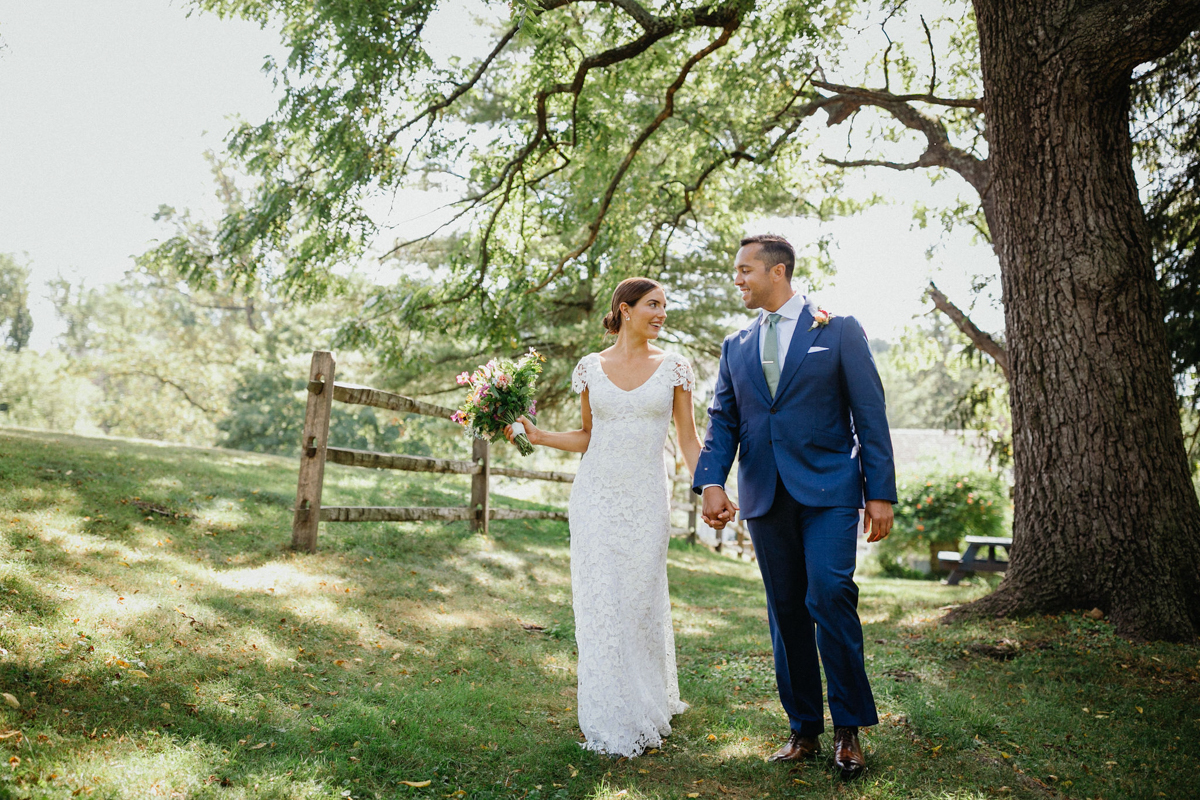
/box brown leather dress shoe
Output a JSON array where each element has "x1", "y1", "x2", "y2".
[
  {"x1": 767, "y1": 731, "x2": 820, "y2": 762},
  {"x1": 833, "y1": 726, "x2": 866, "y2": 779}
]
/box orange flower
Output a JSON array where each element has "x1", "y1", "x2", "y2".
[{"x1": 809, "y1": 308, "x2": 833, "y2": 330}]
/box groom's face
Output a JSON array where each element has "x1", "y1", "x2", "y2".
[{"x1": 733, "y1": 244, "x2": 782, "y2": 310}]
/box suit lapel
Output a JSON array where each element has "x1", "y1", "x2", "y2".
[
  {"x1": 736, "y1": 320, "x2": 773, "y2": 405},
  {"x1": 774, "y1": 298, "x2": 822, "y2": 399}
]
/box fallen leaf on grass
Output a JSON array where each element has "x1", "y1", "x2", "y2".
[
  {"x1": 249, "y1": 742, "x2": 268, "y2": 750},
  {"x1": 128, "y1": 670, "x2": 149, "y2": 679},
  {"x1": 706, "y1": 734, "x2": 717, "y2": 741},
  {"x1": 1, "y1": 694, "x2": 19, "y2": 709},
  {"x1": 398, "y1": 780, "x2": 431, "y2": 788},
  {"x1": 687, "y1": 794, "x2": 700, "y2": 798},
  {"x1": 0, "y1": 731, "x2": 21, "y2": 741}
]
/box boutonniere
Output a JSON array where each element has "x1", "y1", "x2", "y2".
[{"x1": 809, "y1": 308, "x2": 833, "y2": 330}]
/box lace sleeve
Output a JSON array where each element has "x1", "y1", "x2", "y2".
[
  {"x1": 669, "y1": 354, "x2": 695, "y2": 392},
  {"x1": 571, "y1": 356, "x2": 590, "y2": 394}
]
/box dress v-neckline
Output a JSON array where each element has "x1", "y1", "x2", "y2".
[{"x1": 597, "y1": 353, "x2": 669, "y2": 394}]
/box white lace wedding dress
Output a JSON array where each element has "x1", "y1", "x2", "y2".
[{"x1": 567, "y1": 351, "x2": 693, "y2": 757}]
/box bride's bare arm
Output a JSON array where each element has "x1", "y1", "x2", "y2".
[
  {"x1": 672, "y1": 386, "x2": 703, "y2": 475},
  {"x1": 504, "y1": 390, "x2": 592, "y2": 453}
]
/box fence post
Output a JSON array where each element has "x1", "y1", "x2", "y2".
[
  {"x1": 292, "y1": 351, "x2": 336, "y2": 552},
  {"x1": 470, "y1": 438, "x2": 490, "y2": 534},
  {"x1": 687, "y1": 492, "x2": 699, "y2": 546}
]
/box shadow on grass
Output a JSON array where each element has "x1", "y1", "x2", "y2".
[{"x1": 1, "y1": 429, "x2": 1197, "y2": 800}]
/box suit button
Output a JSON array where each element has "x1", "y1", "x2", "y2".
[{"x1": 770, "y1": 408, "x2": 777, "y2": 414}]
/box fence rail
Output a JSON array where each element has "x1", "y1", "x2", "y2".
[
  {"x1": 299, "y1": 506, "x2": 568, "y2": 523},
  {"x1": 292, "y1": 350, "x2": 588, "y2": 552},
  {"x1": 292, "y1": 350, "x2": 717, "y2": 554}
]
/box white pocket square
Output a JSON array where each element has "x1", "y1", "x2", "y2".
[{"x1": 807, "y1": 346, "x2": 829, "y2": 353}]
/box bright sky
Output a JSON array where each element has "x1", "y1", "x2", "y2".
[{"x1": 1, "y1": 0, "x2": 1003, "y2": 354}]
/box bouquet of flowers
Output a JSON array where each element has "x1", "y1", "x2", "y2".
[{"x1": 451, "y1": 349, "x2": 544, "y2": 456}]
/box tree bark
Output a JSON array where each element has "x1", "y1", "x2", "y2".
[{"x1": 953, "y1": 0, "x2": 1200, "y2": 640}]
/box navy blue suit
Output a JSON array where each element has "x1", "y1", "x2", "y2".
[{"x1": 693, "y1": 298, "x2": 897, "y2": 734}]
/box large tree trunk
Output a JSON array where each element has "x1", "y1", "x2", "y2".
[{"x1": 954, "y1": 0, "x2": 1200, "y2": 640}]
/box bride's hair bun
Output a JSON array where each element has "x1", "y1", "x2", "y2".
[{"x1": 603, "y1": 277, "x2": 663, "y2": 336}]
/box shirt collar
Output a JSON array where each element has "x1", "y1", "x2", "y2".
[{"x1": 758, "y1": 293, "x2": 807, "y2": 325}]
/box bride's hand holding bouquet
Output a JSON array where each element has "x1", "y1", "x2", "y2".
[
  {"x1": 451, "y1": 349, "x2": 544, "y2": 456},
  {"x1": 503, "y1": 414, "x2": 541, "y2": 447}
]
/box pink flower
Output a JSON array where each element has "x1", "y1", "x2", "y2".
[
  {"x1": 456, "y1": 372, "x2": 470, "y2": 385},
  {"x1": 495, "y1": 373, "x2": 511, "y2": 389}
]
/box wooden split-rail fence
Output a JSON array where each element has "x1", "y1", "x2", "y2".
[{"x1": 291, "y1": 350, "x2": 750, "y2": 557}]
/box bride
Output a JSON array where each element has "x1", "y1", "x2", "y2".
[{"x1": 506, "y1": 277, "x2": 729, "y2": 757}]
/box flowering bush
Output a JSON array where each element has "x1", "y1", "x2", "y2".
[
  {"x1": 877, "y1": 464, "x2": 1010, "y2": 575},
  {"x1": 451, "y1": 350, "x2": 544, "y2": 456}
]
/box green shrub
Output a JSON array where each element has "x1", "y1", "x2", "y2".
[{"x1": 877, "y1": 463, "x2": 1010, "y2": 575}]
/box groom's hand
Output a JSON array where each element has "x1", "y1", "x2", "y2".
[
  {"x1": 702, "y1": 486, "x2": 738, "y2": 530},
  {"x1": 864, "y1": 500, "x2": 894, "y2": 543}
]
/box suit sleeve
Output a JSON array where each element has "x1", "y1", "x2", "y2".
[
  {"x1": 692, "y1": 337, "x2": 741, "y2": 495},
  {"x1": 839, "y1": 316, "x2": 898, "y2": 503}
]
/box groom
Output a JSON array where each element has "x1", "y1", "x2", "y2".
[{"x1": 693, "y1": 234, "x2": 897, "y2": 779}]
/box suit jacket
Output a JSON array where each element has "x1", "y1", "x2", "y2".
[{"x1": 692, "y1": 298, "x2": 898, "y2": 518}]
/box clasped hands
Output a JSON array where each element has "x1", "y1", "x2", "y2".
[
  {"x1": 703, "y1": 486, "x2": 894, "y2": 542},
  {"x1": 701, "y1": 486, "x2": 738, "y2": 530}
]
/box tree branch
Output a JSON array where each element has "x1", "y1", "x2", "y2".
[
  {"x1": 527, "y1": 20, "x2": 739, "y2": 293},
  {"x1": 819, "y1": 155, "x2": 927, "y2": 171},
  {"x1": 606, "y1": 0, "x2": 656, "y2": 30},
  {"x1": 926, "y1": 281, "x2": 1009, "y2": 381},
  {"x1": 920, "y1": 15, "x2": 937, "y2": 97},
  {"x1": 810, "y1": 78, "x2": 982, "y2": 110},
  {"x1": 808, "y1": 78, "x2": 992, "y2": 214},
  {"x1": 111, "y1": 370, "x2": 218, "y2": 414},
  {"x1": 384, "y1": 23, "x2": 522, "y2": 146},
  {"x1": 1069, "y1": 0, "x2": 1200, "y2": 75}
]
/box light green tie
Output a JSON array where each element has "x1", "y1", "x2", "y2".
[{"x1": 762, "y1": 312, "x2": 782, "y2": 397}]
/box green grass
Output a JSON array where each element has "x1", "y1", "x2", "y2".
[{"x1": 0, "y1": 427, "x2": 1196, "y2": 800}]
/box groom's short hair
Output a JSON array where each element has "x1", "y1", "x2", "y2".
[{"x1": 740, "y1": 234, "x2": 795, "y2": 279}]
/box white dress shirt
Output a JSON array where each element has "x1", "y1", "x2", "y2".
[
  {"x1": 758, "y1": 293, "x2": 807, "y2": 370},
  {"x1": 702, "y1": 294, "x2": 807, "y2": 493}
]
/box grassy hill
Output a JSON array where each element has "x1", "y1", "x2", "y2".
[{"x1": 0, "y1": 428, "x2": 1195, "y2": 800}]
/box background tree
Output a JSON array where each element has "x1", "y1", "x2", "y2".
[
  {"x1": 0, "y1": 253, "x2": 33, "y2": 353},
  {"x1": 170, "y1": 0, "x2": 1200, "y2": 639},
  {"x1": 1134, "y1": 32, "x2": 1200, "y2": 476},
  {"x1": 875, "y1": 317, "x2": 1011, "y2": 465}
]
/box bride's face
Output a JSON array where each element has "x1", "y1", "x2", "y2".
[{"x1": 622, "y1": 288, "x2": 667, "y2": 340}]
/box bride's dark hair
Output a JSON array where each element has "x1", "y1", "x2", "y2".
[{"x1": 602, "y1": 277, "x2": 664, "y2": 336}]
